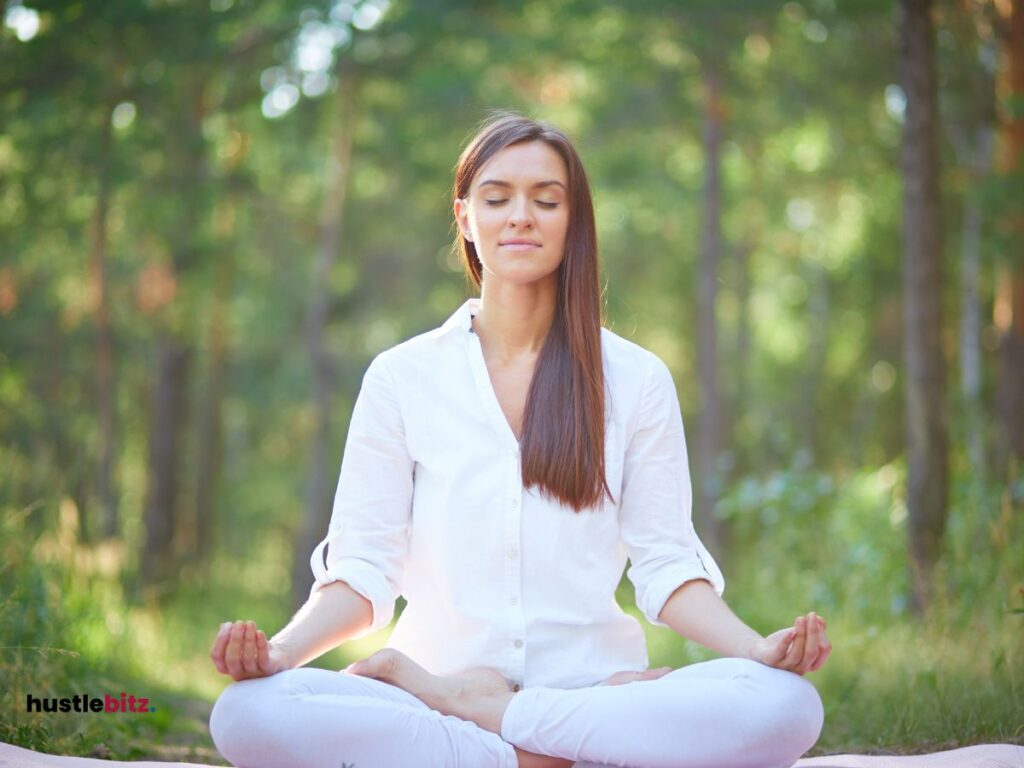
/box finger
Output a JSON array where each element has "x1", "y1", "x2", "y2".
[
  {"x1": 810, "y1": 632, "x2": 832, "y2": 671},
  {"x1": 780, "y1": 617, "x2": 807, "y2": 672},
  {"x1": 765, "y1": 628, "x2": 796, "y2": 665},
  {"x1": 210, "y1": 623, "x2": 231, "y2": 674},
  {"x1": 766, "y1": 625, "x2": 797, "y2": 662},
  {"x1": 256, "y1": 630, "x2": 272, "y2": 673},
  {"x1": 241, "y1": 621, "x2": 260, "y2": 676},
  {"x1": 225, "y1": 621, "x2": 245, "y2": 679},
  {"x1": 798, "y1": 613, "x2": 820, "y2": 674}
]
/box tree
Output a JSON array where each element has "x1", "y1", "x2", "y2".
[
  {"x1": 994, "y1": 0, "x2": 1024, "y2": 468},
  {"x1": 899, "y1": 0, "x2": 949, "y2": 614},
  {"x1": 290, "y1": 54, "x2": 361, "y2": 611}
]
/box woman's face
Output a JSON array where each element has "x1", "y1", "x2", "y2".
[{"x1": 455, "y1": 140, "x2": 570, "y2": 289}]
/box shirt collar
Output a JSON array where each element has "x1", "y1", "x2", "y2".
[{"x1": 437, "y1": 297, "x2": 482, "y2": 337}]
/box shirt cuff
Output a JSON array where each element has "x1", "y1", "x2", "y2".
[
  {"x1": 637, "y1": 552, "x2": 725, "y2": 628},
  {"x1": 309, "y1": 552, "x2": 397, "y2": 635}
]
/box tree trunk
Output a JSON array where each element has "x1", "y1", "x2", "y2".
[
  {"x1": 801, "y1": 266, "x2": 830, "y2": 465},
  {"x1": 142, "y1": 336, "x2": 191, "y2": 585},
  {"x1": 291, "y1": 59, "x2": 359, "y2": 611},
  {"x1": 89, "y1": 100, "x2": 119, "y2": 541},
  {"x1": 995, "y1": 0, "x2": 1024, "y2": 467},
  {"x1": 899, "y1": 0, "x2": 949, "y2": 615},
  {"x1": 733, "y1": 239, "x2": 753, "y2": 475},
  {"x1": 958, "y1": 126, "x2": 992, "y2": 482},
  {"x1": 695, "y1": 59, "x2": 728, "y2": 564},
  {"x1": 193, "y1": 242, "x2": 234, "y2": 563},
  {"x1": 141, "y1": 74, "x2": 207, "y2": 590}
]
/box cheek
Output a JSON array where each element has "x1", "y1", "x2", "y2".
[{"x1": 472, "y1": 210, "x2": 505, "y2": 234}]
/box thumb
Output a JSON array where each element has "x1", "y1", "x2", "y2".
[{"x1": 763, "y1": 629, "x2": 795, "y2": 664}]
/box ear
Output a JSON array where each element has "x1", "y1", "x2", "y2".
[{"x1": 453, "y1": 198, "x2": 473, "y2": 242}]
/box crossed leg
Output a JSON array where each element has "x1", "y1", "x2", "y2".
[
  {"x1": 209, "y1": 666, "x2": 518, "y2": 768},
  {"x1": 209, "y1": 657, "x2": 823, "y2": 768},
  {"x1": 501, "y1": 657, "x2": 825, "y2": 768}
]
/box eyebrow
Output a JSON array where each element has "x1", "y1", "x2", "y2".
[{"x1": 477, "y1": 179, "x2": 566, "y2": 191}]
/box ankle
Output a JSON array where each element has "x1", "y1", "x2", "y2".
[
  {"x1": 418, "y1": 676, "x2": 461, "y2": 713},
  {"x1": 449, "y1": 688, "x2": 514, "y2": 734}
]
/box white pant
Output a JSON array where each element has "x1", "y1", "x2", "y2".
[{"x1": 209, "y1": 657, "x2": 824, "y2": 768}]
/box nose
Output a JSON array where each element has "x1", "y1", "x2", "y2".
[{"x1": 508, "y1": 196, "x2": 534, "y2": 229}]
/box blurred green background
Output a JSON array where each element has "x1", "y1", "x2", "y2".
[{"x1": 1, "y1": 0, "x2": 1022, "y2": 762}]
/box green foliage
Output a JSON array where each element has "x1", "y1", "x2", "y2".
[
  {"x1": 0, "y1": 506, "x2": 222, "y2": 762},
  {"x1": 717, "y1": 459, "x2": 910, "y2": 624},
  {"x1": 2, "y1": 0, "x2": 1022, "y2": 758}
]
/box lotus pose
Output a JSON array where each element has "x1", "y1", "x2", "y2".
[{"x1": 208, "y1": 112, "x2": 832, "y2": 768}]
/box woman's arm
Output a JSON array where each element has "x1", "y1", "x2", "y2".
[
  {"x1": 657, "y1": 579, "x2": 831, "y2": 674},
  {"x1": 657, "y1": 579, "x2": 762, "y2": 658},
  {"x1": 271, "y1": 580, "x2": 374, "y2": 669},
  {"x1": 212, "y1": 580, "x2": 373, "y2": 680}
]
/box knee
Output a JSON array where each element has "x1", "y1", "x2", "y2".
[
  {"x1": 209, "y1": 677, "x2": 279, "y2": 766},
  {"x1": 764, "y1": 671, "x2": 825, "y2": 763}
]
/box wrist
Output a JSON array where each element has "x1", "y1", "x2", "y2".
[
  {"x1": 269, "y1": 640, "x2": 298, "y2": 670},
  {"x1": 740, "y1": 633, "x2": 765, "y2": 661}
]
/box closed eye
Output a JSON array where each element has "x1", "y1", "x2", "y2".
[{"x1": 484, "y1": 199, "x2": 560, "y2": 209}]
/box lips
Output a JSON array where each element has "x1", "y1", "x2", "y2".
[{"x1": 499, "y1": 239, "x2": 541, "y2": 248}]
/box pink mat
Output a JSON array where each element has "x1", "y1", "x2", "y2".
[{"x1": 1, "y1": 741, "x2": 1022, "y2": 767}]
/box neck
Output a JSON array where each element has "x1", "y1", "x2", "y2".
[{"x1": 472, "y1": 278, "x2": 557, "y2": 360}]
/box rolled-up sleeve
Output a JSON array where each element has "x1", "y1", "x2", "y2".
[
  {"x1": 309, "y1": 352, "x2": 412, "y2": 636},
  {"x1": 620, "y1": 352, "x2": 725, "y2": 628}
]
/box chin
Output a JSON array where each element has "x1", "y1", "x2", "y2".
[{"x1": 483, "y1": 266, "x2": 561, "y2": 287}]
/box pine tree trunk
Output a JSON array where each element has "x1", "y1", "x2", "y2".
[
  {"x1": 733, "y1": 240, "x2": 753, "y2": 475},
  {"x1": 802, "y1": 267, "x2": 830, "y2": 465},
  {"x1": 194, "y1": 251, "x2": 234, "y2": 563},
  {"x1": 143, "y1": 336, "x2": 191, "y2": 585},
  {"x1": 291, "y1": 59, "x2": 359, "y2": 610},
  {"x1": 695, "y1": 59, "x2": 729, "y2": 564},
  {"x1": 89, "y1": 100, "x2": 118, "y2": 541},
  {"x1": 959, "y1": 127, "x2": 992, "y2": 482},
  {"x1": 995, "y1": 0, "x2": 1024, "y2": 467},
  {"x1": 899, "y1": 0, "x2": 950, "y2": 615},
  {"x1": 141, "y1": 74, "x2": 207, "y2": 589}
]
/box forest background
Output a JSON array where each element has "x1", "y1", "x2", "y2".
[{"x1": 1, "y1": 0, "x2": 1022, "y2": 762}]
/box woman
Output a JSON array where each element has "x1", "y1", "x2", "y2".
[{"x1": 208, "y1": 112, "x2": 831, "y2": 768}]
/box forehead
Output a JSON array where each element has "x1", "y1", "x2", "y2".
[{"x1": 473, "y1": 140, "x2": 568, "y2": 190}]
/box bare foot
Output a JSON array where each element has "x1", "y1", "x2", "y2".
[{"x1": 345, "y1": 649, "x2": 516, "y2": 734}]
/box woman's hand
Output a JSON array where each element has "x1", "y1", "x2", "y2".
[
  {"x1": 749, "y1": 611, "x2": 831, "y2": 675},
  {"x1": 210, "y1": 620, "x2": 291, "y2": 681}
]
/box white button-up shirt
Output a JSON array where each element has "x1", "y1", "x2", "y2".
[{"x1": 310, "y1": 298, "x2": 724, "y2": 690}]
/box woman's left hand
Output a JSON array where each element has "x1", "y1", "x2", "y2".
[{"x1": 749, "y1": 611, "x2": 831, "y2": 675}]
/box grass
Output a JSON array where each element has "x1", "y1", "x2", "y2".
[{"x1": 1, "y1": 470, "x2": 1021, "y2": 763}]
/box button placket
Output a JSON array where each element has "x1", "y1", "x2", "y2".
[{"x1": 504, "y1": 443, "x2": 525, "y2": 682}]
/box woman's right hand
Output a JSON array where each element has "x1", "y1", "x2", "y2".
[{"x1": 210, "y1": 620, "x2": 291, "y2": 681}]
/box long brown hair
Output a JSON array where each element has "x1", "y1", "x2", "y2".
[{"x1": 453, "y1": 110, "x2": 611, "y2": 512}]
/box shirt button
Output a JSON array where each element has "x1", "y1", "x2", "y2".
[
  {"x1": 512, "y1": 683, "x2": 522, "y2": 692},
  {"x1": 514, "y1": 639, "x2": 523, "y2": 648},
  {"x1": 508, "y1": 548, "x2": 519, "y2": 559},
  {"x1": 509, "y1": 597, "x2": 518, "y2": 606},
  {"x1": 511, "y1": 498, "x2": 519, "y2": 509}
]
